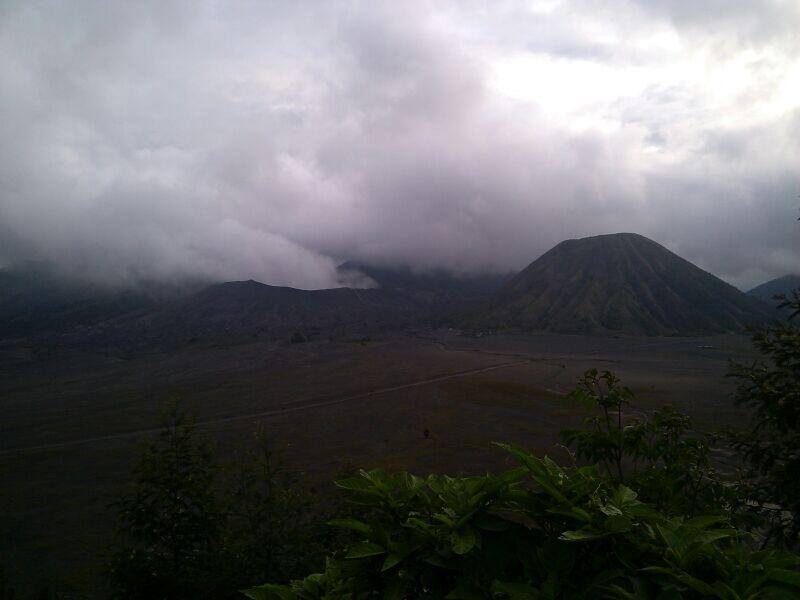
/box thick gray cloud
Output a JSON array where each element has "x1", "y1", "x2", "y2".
[{"x1": 0, "y1": 0, "x2": 797, "y2": 290}]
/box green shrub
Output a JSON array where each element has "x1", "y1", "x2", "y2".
[
  {"x1": 560, "y1": 369, "x2": 737, "y2": 518},
  {"x1": 244, "y1": 446, "x2": 800, "y2": 599},
  {"x1": 107, "y1": 405, "x2": 349, "y2": 599},
  {"x1": 730, "y1": 290, "x2": 800, "y2": 548}
]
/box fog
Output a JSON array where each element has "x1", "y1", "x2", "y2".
[{"x1": 1, "y1": 1, "x2": 798, "y2": 290}]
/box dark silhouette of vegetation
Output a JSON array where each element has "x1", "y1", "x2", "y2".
[
  {"x1": 245, "y1": 447, "x2": 800, "y2": 599},
  {"x1": 561, "y1": 370, "x2": 737, "y2": 518},
  {"x1": 0, "y1": 565, "x2": 13, "y2": 600},
  {"x1": 108, "y1": 402, "x2": 224, "y2": 599},
  {"x1": 216, "y1": 428, "x2": 349, "y2": 590},
  {"x1": 107, "y1": 404, "x2": 353, "y2": 599},
  {"x1": 731, "y1": 290, "x2": 800, "y2": 549}
]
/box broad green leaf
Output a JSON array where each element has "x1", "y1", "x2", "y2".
[
  {"x1": 328, "y1": 518, "x2": 371, "y2": 534},
  {"x1": 547, "y1": 506, "x2": 592, "y2": 523},
  {"x1": 381, "y1": 553, "x2": 403, "y2": 572},
  {"x1": 685, "y1": 515, "x2": 728, "y2": 530},
  {"x1": 769, "y1": 568, "x2": 800, "y2": 587},
  {"x1": 560, "y1": 529, "x2": 605, "y2": 542},
  {"x1": 346, "y1": 541, "x2": 386, "y2": 559},
  {"x1": 615, "y1": 485, "x2": 638, "y2": 505},
  {"x1": 424, "y1": 552, "x2": 454, "y2": 569},
  {"x1": 605, "y1": 514, "x2": 633, "y2": 534},
  {"x1": 451, "y1": 526, "x2": 480, "y2": 555},
  {"x1": 334, "y1": 477, "x2": 374, "y2": 492}
]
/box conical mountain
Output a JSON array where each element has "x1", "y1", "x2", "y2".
[{"x1": 481, "y1": 233, "x2": 771, "y2": 335}]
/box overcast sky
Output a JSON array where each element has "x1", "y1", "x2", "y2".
[{"x1": 0, "y1": 0, "x2": 798, "y2": 290}]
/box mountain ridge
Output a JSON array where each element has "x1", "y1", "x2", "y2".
[
  {"x1": 747, "y1": 274, "x2": 800, "y2": 305},
  {"x1": 0, "y1": 235, "x2": 777, "y2": 348}
]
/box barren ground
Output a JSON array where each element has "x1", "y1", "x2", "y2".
[{"x1": 0, "y1": 331, "x2": 757, "y2": 594}]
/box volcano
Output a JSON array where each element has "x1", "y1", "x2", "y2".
[{"x1": 480, "y1": 233, "x2": 771, "y2": 335}]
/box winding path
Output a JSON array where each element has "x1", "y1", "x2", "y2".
[{"x1": 1, "y1": 358, "x2": 534, "y2": 456}]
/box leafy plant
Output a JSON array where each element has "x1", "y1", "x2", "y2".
[
  {"x1": 560, "y1": 369, "x2": 633, "y2": 482},
  {"x1": 108, "y1": 404, "x2": 348, "y2": 599},
  {"x1": 561, "y1": 369, "x2": 735, "y2": 517},
  {"x1": 219, "y1": 428, "x2": 347, "y2": 588},
  {"x1": 730, "y1": 290, "x2": 800, "y2": 548},
  {"x1": 244, "y1": 445, "x2": 800, "y2": 599},
  {"x1": 108, "y1": 401, "x2": 224, "y2": 599}
]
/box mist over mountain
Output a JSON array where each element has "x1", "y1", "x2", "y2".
[
  {"x1": 0, "y1": 2, "x2": 798, "y2": 291},
  {"x1": 337, "y1": 262, "x2": 511, "y2": 295},
  {"x1": 0, "y1": 263, "x2": 509, "y2": 351},
  {"x1": 1, "y1": 234, "x2": 777, "y2": 352},
  {"x1": 477, "y1": 233, "x2": 771, "y2": 336},
  {"x1": 72, "y1": 265, "x2": 516, "y2": 351},
  {"x1": 0, "y1": 263, "x2": 155, "y2": 339}
]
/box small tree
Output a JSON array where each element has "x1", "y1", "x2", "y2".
[
  {"x1": 221, "y1": 429, "x2": 323, "y2": 587},
  {"x1": 730, "y1": 290, "x2": 800, "y2": 548},
  {"x1": 560, "y1": 369, "x2": 733, "y2": 517},
  {"x1": 108, "y1": 407, "x2": 352, "y2": 598},
  {"x1": 560, "y1": 369, "x2": 633, "y2": 482},
  {"x1": 108, "y1": 401, "x2": 223, "y2": 599}
]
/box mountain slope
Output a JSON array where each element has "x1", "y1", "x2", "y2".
[
  {"x1": 747, "y1": 274, "x2": 800, "y2": 305},
  {"x1": 337, "y1": 261, "x2": 512, "y2": 322},
  {"x1": 0, "y1": 261, "x2": 510, "y2": 351},
  {"x1": 52, "y1": 280, "x2": 407, "y2": 350},
  {"x1": 479, "y1": 233, "x2": 771, "y2": 336},
  {"x1": 337, "y1": 262, "x2": 510, "y2": 296},
  {"x1": 55, "y1": 277, "x2": 492, "y2": 352},
  {"x1": 0, "y1": 263, "x2": 158, "y2": 339}
]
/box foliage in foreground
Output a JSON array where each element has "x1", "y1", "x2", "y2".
[
  {"x1": 107, "y1": 404, "x2": 352, "y2": 599},
  {"x1": 560, "y1": 369, "x2": 738, "y2": 519},
  {"x1": 245, "y1": 445, "x2": 800, "y2": 599},
  {"x1": 730, "y1": 290, "x2": 800, "y2": 548},
  {"x1": 245, "y1": 365, "x2": 800, "y2": 599}
]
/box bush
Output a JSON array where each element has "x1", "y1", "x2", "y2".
[
  {"x1": 244, "y1": 364, "x2": 800, "y2": 599},
  {"x1": 560, "y1": 369, "x2": 736, "y2": 518},
  {"x1": 244, "y1": 447, "x2": 800, "y2": 599},
  {"x1": 107, "y1": 404, "x2": 348, "y2": 599},
  {"x1": 108, "y1": 402, "x2": 224, "y2": 599},
  {"x1": 730, "y1": 290, "x2": 800, "y2": 548}
]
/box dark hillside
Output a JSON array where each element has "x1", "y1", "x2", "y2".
[
  {"x1": 748, "y1": 274, "x2": 800, "y2": 306},
  {"x1": 337, "y1": 261, "x2": 510, "y2": 296},
  {"x1": 337, "y1": 262, "x2": 512, "y2": 322},
  {"x1": 51, "y1": 280, "x2": 413, "y2": 351},
  {"x1": 0, "y1": 264, "x2": 156, "y2": 339},
  {"x1": 0, "y1": 262, "x2": 510, "y2": 352}
]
